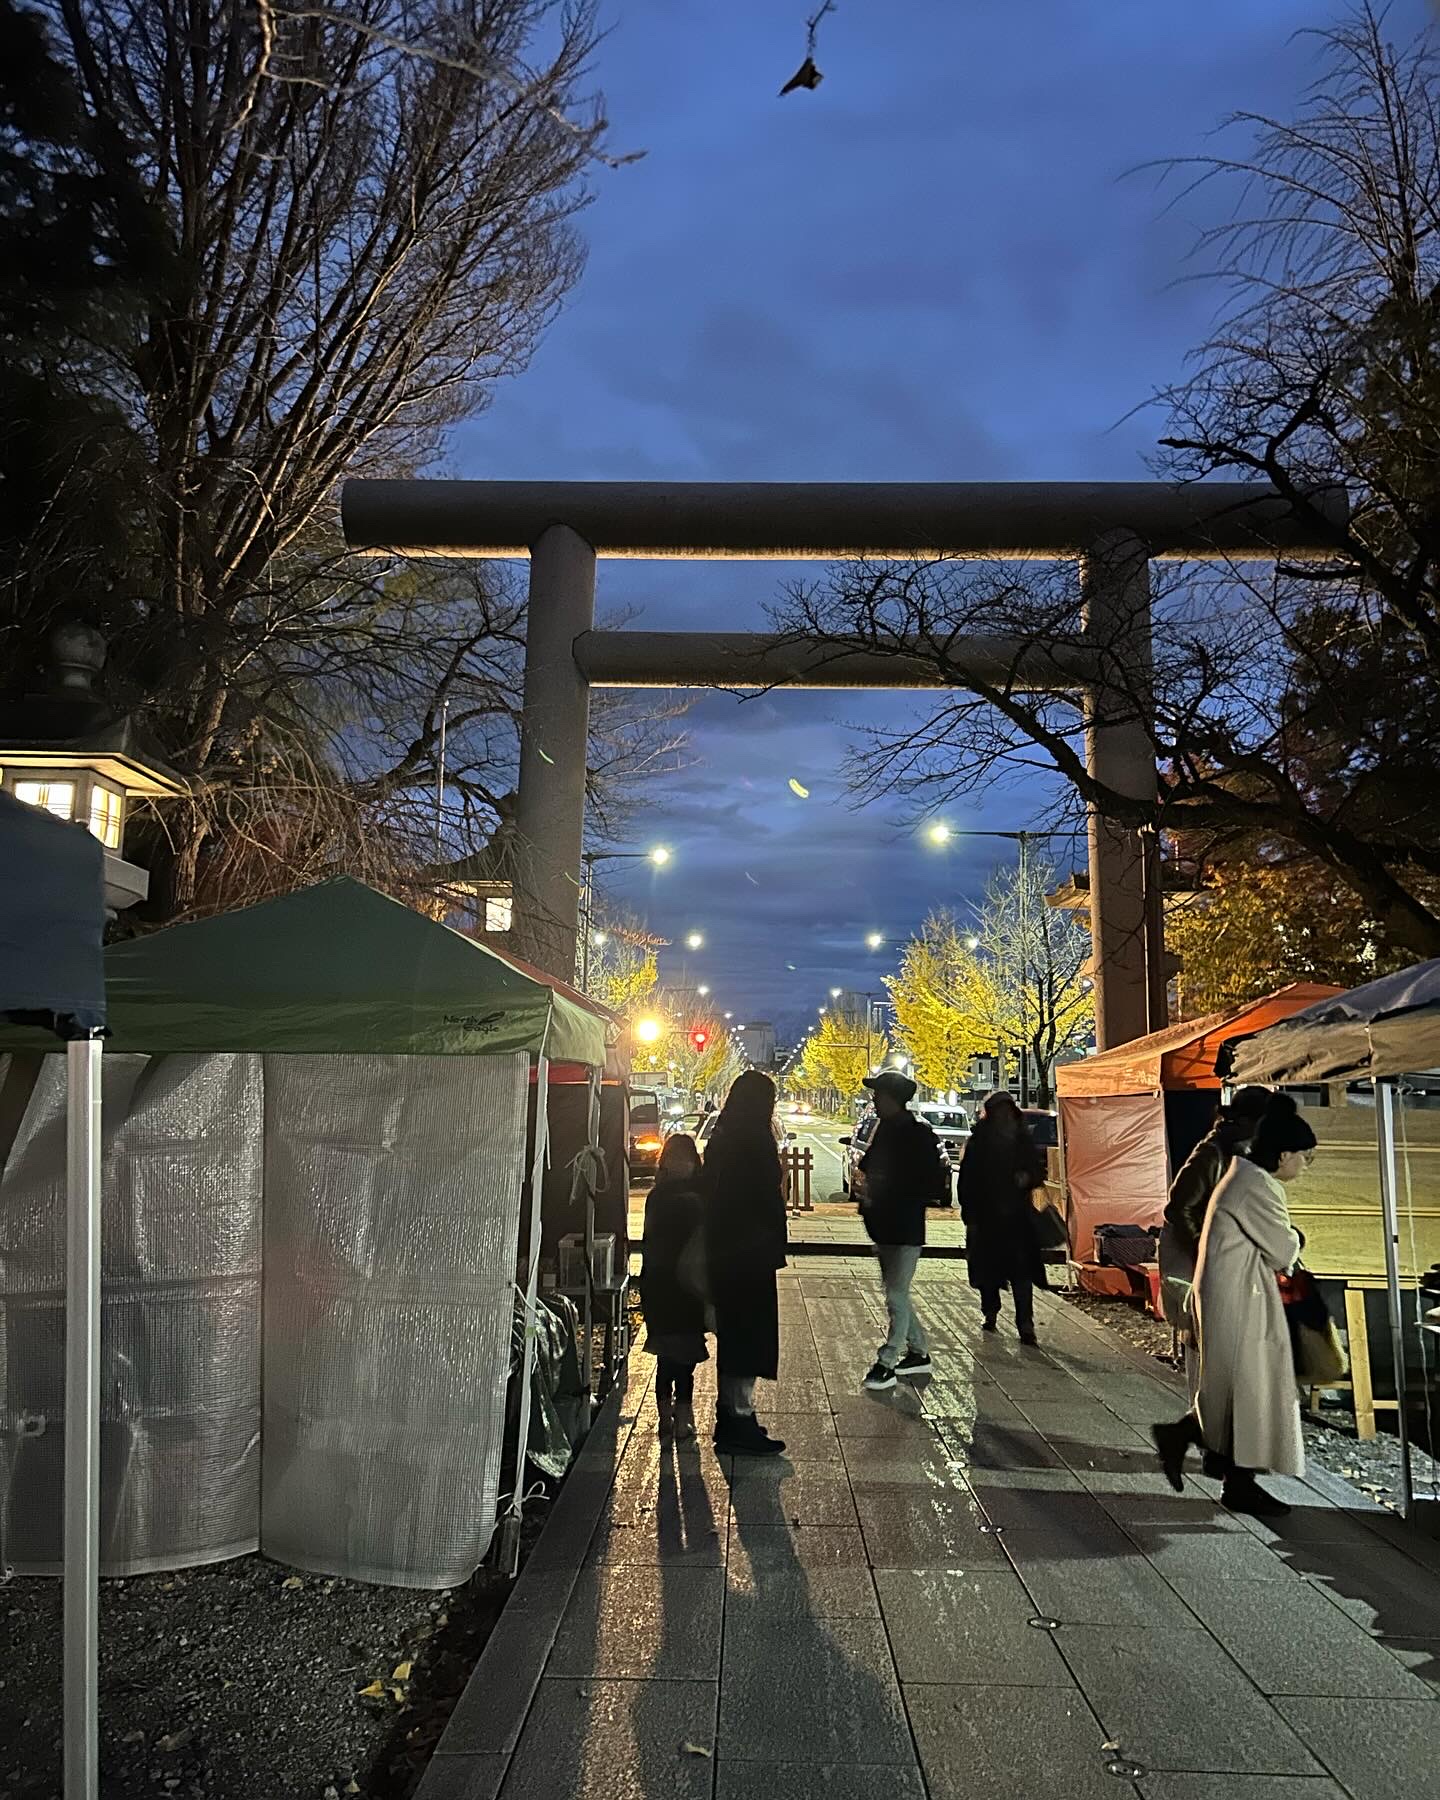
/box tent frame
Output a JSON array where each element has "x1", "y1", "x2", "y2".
[{"x1": 64, "y1": 1034, "x2": 103, "y2": 1800}]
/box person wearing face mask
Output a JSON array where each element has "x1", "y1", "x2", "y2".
[{"x1": 1188, "y1": 1094, "x2": 1316, "y2": 1518}]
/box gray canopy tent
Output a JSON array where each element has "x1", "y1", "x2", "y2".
[
  {"x1": 0, "y1": 791, "x2": 107, "y2": 1800},
  {"x1": 1221, "y1": 961, "x2": 1440, "y2": 1526}
]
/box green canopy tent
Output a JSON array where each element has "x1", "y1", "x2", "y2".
[
  {"x1": 0, "y1": 875, "x2": 606, "y2": 1065},
  {"x1": 0, "y1": 878, "x2": 606, "y2": 1591}
]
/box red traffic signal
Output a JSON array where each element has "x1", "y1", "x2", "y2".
[{"x1": 690, "y1": 1028, "x2": 709, "y2": 1053}]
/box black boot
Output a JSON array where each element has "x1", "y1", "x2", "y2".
[
  {"x1": 1150, "y1": 1418, "x2": 1194, "y2": 1493},
  {"x1": 715, "y1": 1408, "x2": 784, "y2": 1457},
  {"x1": 1222, "y1": 1472, "x2": 1291, "y2": 1518}
]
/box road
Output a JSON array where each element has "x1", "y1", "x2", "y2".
[{"x1": 786, "y1": 1112, "x2": 853, "y2": 1202}]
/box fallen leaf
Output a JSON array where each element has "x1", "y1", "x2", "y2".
[
  {"x1": 391, "y1": 1660, "x2": 413, "y2": 1682},
  {"x1": 358, "y1": 1681, "x2": 387, "y2": 1699},
  {"x1": 157, "y1": 1727, "x2": 194, "y2": 1752},
  {"x1": 121, "y1": 1729, "x2": 145, "y2": 1746},
  {"x1": 682, "y1": 1742, "x2": 713, "y2": 1758},
  {"x1": 281, "y1": 1575, "x2": 304, "y2": 1590},
  {"x1": 788, "y1": 778, "x2": 810, "y2": 798},
  {"x1": 345, "y1": 1783, "x2": 362, "y2": 1795}
]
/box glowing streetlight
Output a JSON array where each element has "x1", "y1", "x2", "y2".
[
  {"x1": 686, "y1": 931, "x2": 704, "y2": 951},
  {"x1": 926, "y1": 822, "x2": 952, "y2": 846},
  {"x1": 724, "y1": 1011, "x2": 733, "y2": 1021},
  {"x1": 830, "y1": 987, "x2": 842, "y2": 999},
  {"x1": 592, "y1": 930, "x2": 608, "y2": 947},
  {"x1": 649, "y1": 845, "x2": 672, "y2": 865},
  {"x1": 866, "y1": 932, "x2": 884, "y2": 950},
  {"x1": 965, "y1": 935, "x2": 980, "y2": 951},
  {"x1": 698, "y1": 984, "x2": 710, "y2": 996},
  {"x1": 634, "y1": 1016, "x2": 663, "y2": 1045}
]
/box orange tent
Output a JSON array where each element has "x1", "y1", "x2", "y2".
[{"x1": 1057, "y1": 983, "x2": 1341, "y2": 1261}]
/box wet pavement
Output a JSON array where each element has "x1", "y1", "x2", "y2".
[{"x1": 418, "y1": 1255, "x2": 1440, "y2": 1800}]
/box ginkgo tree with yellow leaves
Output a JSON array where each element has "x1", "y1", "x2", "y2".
[
  {"x1": 792, "y1": 1003, "x2": 889, "y2": 1110},
  {"x1": 888, "y1": 857, "x2": 1093, "y2": 1107},
  {"x1": 887, "y1": 914, "x2": 1000, "y2": 1094}
]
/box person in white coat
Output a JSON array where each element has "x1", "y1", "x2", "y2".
[{"x1": 1189, "y1": 1094, "x2": 1316, "y2": 1518}]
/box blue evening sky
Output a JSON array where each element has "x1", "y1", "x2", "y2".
[{"x1": 455, "y1": 0, "x2": 1425, "y2": 1033}]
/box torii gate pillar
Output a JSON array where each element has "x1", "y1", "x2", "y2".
[{"x1": 342, "y1": 479, "x2": 1344, "y2": 1050}]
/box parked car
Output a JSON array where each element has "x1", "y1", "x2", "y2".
[
  {"x1": 838, "y1": 1110, "x2": 879, "y2": 1198},
  {"x1": 912, "y1": 1102, "x2": 970, "y2": 1175},
  {"x1": 628, "y1": 1090, "x2": 664, "y2": 1180},
  {"x1": 1021, "y1": 1107, "x2": 1058, "y2": 1148}
]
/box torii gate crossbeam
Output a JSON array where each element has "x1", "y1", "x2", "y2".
[{"x1": 340, "y1": 479, "x2": 1345, "y2": 1051}]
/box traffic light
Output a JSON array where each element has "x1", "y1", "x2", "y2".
[{"x1": 690, "y1": 1028, "x2": 708, "y2": 1053}]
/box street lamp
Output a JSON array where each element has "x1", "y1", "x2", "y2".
[
  {"x1": 634, "y1": 1016, "x2": 663, "y2": 1045},
  {"x1": 866, "y1": 932, "x2": 884, "y2": 950},
  {"x1": 578, "y1": 844, "x2": 672, "y2": 988},
  {"x1": 698, "y1": 984, "x2": 710, "y2": 997},
  {"x1": 686, "y1": 931, "x2": 704, "y2": 951},
  {"x1": 830, "y1": 987, "x2": 842, "y2": 999},
  {"x1": 922, "y1": 825, "x2": 1074, "y2": 1106}
]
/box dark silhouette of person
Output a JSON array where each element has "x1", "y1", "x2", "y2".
[
  {"x1": 703, "y1": 1071, "x2": 787, "y2": 1455},
  {"x1": 958, "y1": 1091, "x2": 1048, "y2": 1343}
]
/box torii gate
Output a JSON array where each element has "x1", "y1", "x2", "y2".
[{"x1": 341, "y1": 480, "x2": 1342, "y2": 1050}]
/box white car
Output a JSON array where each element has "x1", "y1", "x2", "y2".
[{"x1": 912, "y1": 1103, "x2": 970, "y2": 1173}]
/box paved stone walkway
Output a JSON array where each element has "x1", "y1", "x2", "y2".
[
  {"x1": 628, "y1": 1203, "x2": 968, "y2": 1252},
  {"x1": 422, "y1": 1256, "x2": 1440, "y2": 1800}
]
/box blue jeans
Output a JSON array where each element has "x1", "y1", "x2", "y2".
[{"x1": 877, "y1": 1244, "x2": 926, "y2": 1366}]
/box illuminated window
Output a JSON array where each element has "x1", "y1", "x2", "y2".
[
  {"x1": 484, "y1": 895, "x2": 514, "y2": 932},
  {"x1": 87, "y1": 784, "x2": 125, "y2": 849},
  {"x1": 14, "y1": 779, "x2": 76, "y2": 822}
]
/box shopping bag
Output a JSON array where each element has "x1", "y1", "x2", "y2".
[{"x1": 1293, "y1": 1318, "x2": 1348, "y2": 1385}]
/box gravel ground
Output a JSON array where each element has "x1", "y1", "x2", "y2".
[
  {"x1": 1059, "y1": 1288, "x2": 1440, "y2": 1512},
  {"x1": 0, "y1": 1505, "x2": 549, "y2": 1800}
]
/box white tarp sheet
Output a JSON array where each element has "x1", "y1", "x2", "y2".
[
  {"x1": 1, "y1": 1053, "x2": 262, "y2": 1574},
  {"x1": 1, "y1": 1050, "x2": 530, "y2": 1588},
  {"x1": 260, "y1": 1053, "x2": 528, "y2": 1587}
]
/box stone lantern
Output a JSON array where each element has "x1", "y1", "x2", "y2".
[{"x1": 0, "y1": 624, "x2": 187, "y2": 913}]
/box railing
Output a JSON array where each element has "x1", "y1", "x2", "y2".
[{"x1": 782, "y1": 1144, "x2": 814, "y2": 1213}]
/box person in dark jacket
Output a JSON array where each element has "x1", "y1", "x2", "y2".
[
  {"x1": 958, "y1": 1091, "x2": 1048, "y2": 1343},
  {"x1": 857, "y1": 1071, "x2": 951, "y2": 1391},
  {"x1": 1151, "y1": 1085, "x2": 1272, "y2": 1489},
  {"x1": 640, "y1": 1134, "x2": 709, "y2": 1444},
  {"x1": 703, "y1": 1070, "x2": 787, "y2": 1457}
]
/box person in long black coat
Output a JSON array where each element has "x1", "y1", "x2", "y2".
[
  {"x1": 639, "y1": 1134, "x2": 709, "y2": 1443},
  {"x1": 958, "y1": 1091, "x2": 1047, "y2": 1344},
  {"x1": 703, "y1": 1070, "x2": 787, "y2": 1456}
]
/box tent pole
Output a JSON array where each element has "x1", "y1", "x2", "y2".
[
  {"x1": 1376, "y1": 1081, "x2": 1414, "y2": 1521},
  {"x1": 500, "y1": 1056, "x2": 550, "y2": 1577},
  {"x1": 64, "y1": 1034, "x2": 103, "y2": 1800}
]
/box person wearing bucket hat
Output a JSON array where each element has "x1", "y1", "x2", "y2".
[{"x1": 857, "y1": 1070, "x2": 951, "y2": 1391}]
